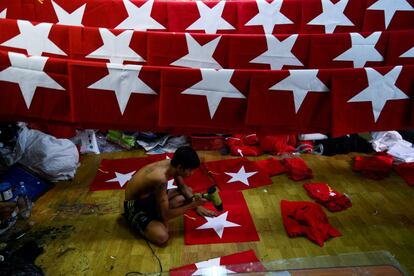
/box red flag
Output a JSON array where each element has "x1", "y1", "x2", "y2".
[
  {"x1": 282, "y1": 157, "x2": 313, "y2": 181},
  {"x1": 352, "y1": 153, "x2": 394, "y2": 180},
  {"x1": 281, "y1": 200, "x2": 342, "y2": 247},
  {"x1": 254, "y1": 157, "x2": 287, "y2": 177},
  {"x1": 394, "y1": 162, "x2": 414, "y2": 186},
  {"x1": 331, "y1": 65, "x2": 414, "y2": 137},
  {"x1": 203, "y1": 157, "x2": 272, "y2": 191},
  {"x1": 303, "y1": 182, "x2": 352, "y2": 212},
  {"x1": 184, "y1": 191, "x2": 259, "y2": 244},
  {"x1": 386, "y1": 30, "x2": 414, "y2": 66},
  {"x1": 170, "y1": 250, "x2": 266, "y2": 276}
]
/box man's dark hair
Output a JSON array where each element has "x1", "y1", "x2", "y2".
[{"x1": 171, "y1": 146, "x2": 200, "y2": 169}]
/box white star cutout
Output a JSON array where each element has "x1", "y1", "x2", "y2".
[
  {"x1": 400, "y1": 46, "x2": 414, "y2": 58},
  {"x1": 307, "y1": 0, "x2": 354, "y2": 34},
  {"x1": 51, "y1": 0, "x2": 86, "y2": 26},
  {"x1": 196, "y1": 211, "x2": 241, "y2": 238},
  {"x1": 348, "y1": 66, "x2": 409, "y2": 122},
  {"x1": 88, "y1": 63, "x2": 157, "y2": 115},
  {"x1": 192, "y1": 257, "x2": 236, "y2": 276},
  {"x1": 181, "y1": 69, "x2": 245, "y2": 119},
  {"x1": 225, "y1": 165, "x2": 257, "y2": 186},
  {"x1": 167, "y1": 179, "x2": 177, "y2": 190},
  {"x1": 115, "y1": 0, "x2": 165, "y2": 31},
  {"x1": 250, "y1": 34, "x2": 303, "y2": 69},
  {"x1": 0, "y1": 8, "x2": 7, "y2": 18},
  {"x1": 105, "y1": 171, "x2": 136, "y2": 187},
  {"x1": 0, "y1": 52, "x2": 65, "y2": 109},
  {"x1": 269, "y1": 69, "x2": 329, "y2": 113},
  {"x1": 334, "y1": 32, "x2": 384, "y2": 68},
  {"x1": 171, "y1": 33, "x2": 222, "y2": 69},
  {"x1": 186, "y1": 1, "x2": 235, "y2": 34},
  {"x1": 0, "y1": 20, "x2": 67, "y2": 56},
  {"x1": 329, "y1": 192, "x2": 336, "y2": 197},
  {"x1": 86, "y1": 28, "x2": 145, "y2": 64},
  {"x1": 368, "y1": 0, "x2": 413, "y2": 28},
  {"x1": 245, "y1": 0, "x2": 293, "y2": 34}
]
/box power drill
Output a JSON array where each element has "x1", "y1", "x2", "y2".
[{"x1": 193, "y1": 186, "x2": 223, "y2": 211}]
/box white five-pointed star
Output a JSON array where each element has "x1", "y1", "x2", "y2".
[
  {"x1": 105, "y1": 171, "x2": 136, "y2": 187},
  {"x1": 400, "y1": 46, "x2": 414, "y2": 58},
  {"x1": 1, "y1": 20, "x2": 67, "y2": 56},
  {"x1": 51, "y1": 0, "x2": 86, "y2": 26},
  {"x1": 348, "y1": 66, "x2": 409, "y2": 122},
  {"x1": 307, "y1": 0, "x2": 354, "y2": 34},
  {"x1": 167, "y1": 179, "x2": 177, "y2": 190},
  {"x1": 269, "y1": 69, "x2": 329, "y2": 113},
  {"x1": 225, "y1": 165, "x2": 257, "y2": 186},
  {"x1": 0, "y1": 8, "x2": 7, "y2": 18},
  {"x1": 186, "y1": 1, "x2": 235, "y2": 34},
  {"x1": 86, "y1": 28, "x2": 145, "y2": 64},
  {"x1": 196, "y1": 211, "x2": 241, "y2": 238},
  {"x1": 181, "y1": 69, "x2": 246, "y2": 119},
  {"x1": 0, "y1": 52, "x2": 65, "y2": 109},
  {"x1": 334, "y1": 32, "x2": 384, "y2": 68},
  {"x1": 115, "y1": 0, "x2": 165, "y2": 31},
  {"x1": 250, "y1": 34, "x2": 303, "y2": 69},
  {"x1": 171, "y1": 33, "x2": 222, "y2": 69},
  {"x1": 368, "y1": 0, "x2": 413, "y2": 28},
  {"x1": 192, "y1": 257, "x2": 235, "y2": 276},
  {"x1": 88, "y1": 63, "x2": 156, "y2": 115},
  {"x1": 245, "y1": 0, "x2": 293, "y2": 34}
]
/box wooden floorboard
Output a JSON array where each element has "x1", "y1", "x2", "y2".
[{"x1": 24, "y1": 150, "x2": 414, "y2": 275}]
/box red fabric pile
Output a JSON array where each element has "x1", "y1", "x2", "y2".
[
  {"x1": 303, "y1": 183, "x2": 352, "y2": 212},
  {"x1": 353, "y1": 153, "x2": 394, "y2": 180},
  {"x1": 254, "y1": 157, "x2": 287, "y2": 177},
  {"x1": 226, "y1": 134, "x2": 262, "y2": 156},
  {"x1": 281, "y1": 157, "x2": 313, "y2": 181},
  {"x1": 259, "y1": 135, "x2": 297, "y2": 155},
  {"x1": 281, "y1": 200, "x2": 342, "y2": 247},
  {"x1": 394, "y1": 162, "x2": 414, "y2": 186}
]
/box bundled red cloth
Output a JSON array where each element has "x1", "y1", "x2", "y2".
[
  {"x1": 394, "y1": 162, "x2": 414, "y2": 186},
  {"x1": 254, "y1": 158, "x2": 287, "y2": 177},
  {"x1": 281, "y1": 157, "x2": 313, "y2": 181},
  {"x1": 353, "y1": 153, "x2": 394, "y2": 180},
  {"x1": 226, "y1": 134, "x2": 263, "y2": 156},
  {"x1": 259, "y1": 135, "x2": 297, "y2": 155},
  {"x1": 281, "y1": 200, "x2": 342, "y2": 247},
  {"x1": 303, "y1": 183, "x2": 352, "y2": 212}
]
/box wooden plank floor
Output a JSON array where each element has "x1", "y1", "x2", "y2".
[{"x1": 27, "y1": 150, "x2": 414, "y2": 275}]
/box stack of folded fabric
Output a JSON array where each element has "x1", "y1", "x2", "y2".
[
  {"x1": 281, "y1": 157, "x2": 313, "y2": 181},
  {"x1": 303, "y1": 183, "x2": 351, "y2": 212},
  {"x1": 353, "y1": 153, "x2": 394, "y2": 180},
  {"x1": 254, "y1": 157, "x2": 286, "y2": 177}
]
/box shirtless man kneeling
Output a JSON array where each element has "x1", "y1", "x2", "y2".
[{"x1": 124, "y1": 146, "x2": 216, "y2": 246}]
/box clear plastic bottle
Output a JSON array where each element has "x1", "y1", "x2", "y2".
[{"x1": 16, "y1": 182, "x2": 32, "y2": 219}]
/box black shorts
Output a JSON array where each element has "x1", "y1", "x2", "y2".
[{"x1": 124, "y1": 194, "x2": 160, "y2": 234}]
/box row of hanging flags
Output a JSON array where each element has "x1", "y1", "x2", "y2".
[{"x1": 0, "y1": 0, "x2": 414, "y2": 136}]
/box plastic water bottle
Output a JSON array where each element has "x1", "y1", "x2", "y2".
[{"x1": 16, "y1": 182, "x2": 32, "y2": 219}]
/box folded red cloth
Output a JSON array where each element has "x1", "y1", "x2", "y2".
[
  {"x1": 353, "y1": 153, "x2": 394, "y2": 180},
  {"x1": 282, "y1": 157, "x2": 313, "y2": 181},
  {"x1": 230, "y1": 145, "x2": 263, "y2": 156},
  {"x1": 259, "y1": 135, "x2": 296, "y2": 155},
  {"x1": 394, "y1": 162, "x2": 414, "y2": 186},
  {"x1": 303, "y1": 183, "x2": 352, "y2": 212},
  {"x1": 281, "y1": 200, "x2": 342, "y2": 247},
  {"x1": 254, "y1": 157, "x2": 287, "y2": 177}
]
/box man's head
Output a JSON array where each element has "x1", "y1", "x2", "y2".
[{"x1": 171, "y1": 146, "x2": 200, "y2": 177}]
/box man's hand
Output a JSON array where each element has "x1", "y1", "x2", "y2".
[
  {"x1": 195, "y1": 206, "x2": 216, "y2": 217},
  {"x1": 190, "y1": 197, "x2": 207, "y2": 208}
]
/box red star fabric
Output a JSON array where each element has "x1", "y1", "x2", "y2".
[
  {"x1": 303, "y1": 182, "x2": 352, "y2": 212},
  {"x1": 170, "y1": 250, "x2": 266, "y2": 276},
  {"x1": 159, "y1": 68, "x2": 251, "y2": 132},
  {"x1": 353, "y1": 153, "x2": 394, "y2": 180},
  {"x1": 331, "y1": 66, "x2": 414, "y2": 137},
  {"x1": 281, "y1": 200, "x2": 342, "y2": 247},
  {"x1": 246, "y1": 70, "x2": 331, "y2": 134},
  {"x1": 203, "y1": 157, "x2": 272, "y2": 191},
  {"x1": 386, "y1": 30, "x2": 414, "y2": 66},
  {"x1": 147, "y1": 32, "x2": 229, "y2": 68},
  {"x1": 254, "y1": 157, "x2": 287, "y2": 177},
  {"x1": 184, "y1": 191, "x2": 259, "y2": 244},
  {"x1": 308, "y1": 32, "x2": 387, "y2": 69},
  {"x1": 394, "y1": 162, "x2": 414, "y2": 186},
  {"x1": 281, "y1": 157, "x2": 313, "y2": 181}
]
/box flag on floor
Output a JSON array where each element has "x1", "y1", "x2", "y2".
[
  {"x1": 303, "y1": 182, "x2": 352, "y2": 212},
  {"x1": 184, "y1": 191, "x2": 259, "y2": 244}
]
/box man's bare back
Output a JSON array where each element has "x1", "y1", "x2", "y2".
[{"x1": 125, "y1": 159, "x2": 170, "y2": 201}]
